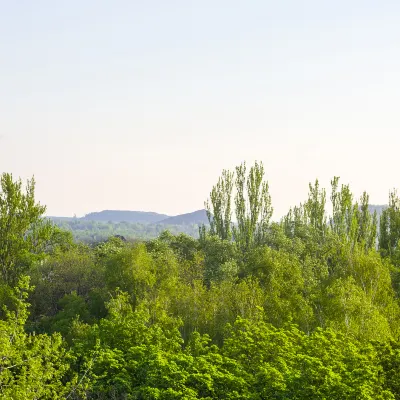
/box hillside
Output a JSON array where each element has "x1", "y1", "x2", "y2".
[
  {"x1": 159, "y1": 209, "x2": 209, "y2": 225},
  {"x1": 82, "y1": 210, "x2": 170, "y2": 223}
]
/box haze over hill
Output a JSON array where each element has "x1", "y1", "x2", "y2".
[
  {"x1": 50, "y1": 209, "x2": 209, "y2": 225},
  {"x1": 82, "y1": 210, "x2": 170, "y2": 224}
]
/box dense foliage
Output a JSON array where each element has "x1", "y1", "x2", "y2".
[{"x1": 1, "y1": 165, "x2": 400, "y2": 399}]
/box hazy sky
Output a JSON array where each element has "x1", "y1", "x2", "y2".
[{"x1": 1, "y1": 1, "x2": 400, "y2": 218}]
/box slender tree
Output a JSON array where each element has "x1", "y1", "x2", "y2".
[
  {"x1": 205, "y1": 169, "x2": 234, "y2": 241},
  {"x1": 379, "y1": 189, "x2": 400, "y2": 260},
  {"x1": 233, "y1": 161, "x2": 273, "y2": 252},
  {"x1": 205, "y1": 161, "x2": 273, "y2": 253}
]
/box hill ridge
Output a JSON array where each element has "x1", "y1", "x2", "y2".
[{"x1": 49, "y1": 209, "x2": 210, "y2": 225}]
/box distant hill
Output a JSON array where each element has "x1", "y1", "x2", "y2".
[
  {"x1": 47, "y1": 209, "x2": 210, "y2": 243},
  {"x1": 82, "y1": 210, "x2": 170, "y2": 223},
  {"x1": 47, "y1": 204, "x2": 388, "y2": 244},
  {"x1": 49, "y1": 205, "x2": 386, "y2": 227},
  {"x1": 50, "y1": 209, "x2": 211, "y2": 225},
  {"x1": 159, "y1": 209, "x2": 209, "y2": 225},
  {"x1": 368, "y1": 205, "x2": 387, "y2": 216}
]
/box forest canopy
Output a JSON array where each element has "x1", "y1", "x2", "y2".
[{"x1": 1, "y1": 164, "x2": 400, "y2": 399}]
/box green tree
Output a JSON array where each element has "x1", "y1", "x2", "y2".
[
  {"x1": 380, "y1": 190, "x2": 400, "y2": 261},
  {"x1": 0, "y1": 277, "x2": 73, "y2": 399},
  {"x1": 205, "y1": 161, "x2": 273, "y2": 255},
  {"x1": 29, "y1": 245, "x2": 102, "y2": 327},
  {"x1": 233, "y1": 161, "x2": 273, "y2": 253},
  {"x1": 0, "y1": 173, "x2": 53, "y2": 285},
  {"x1": 331, "y1": 177, "x2": 377, "y2": 251},
  {"x1": 205, "y1": 169, "x2": 234, "y2": 241}
]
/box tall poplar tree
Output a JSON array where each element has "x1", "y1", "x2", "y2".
[
  {"x1": 204, "y1": 161, "x2": 273, "y2": 252},
  {"x1": 205, "y1": 169, "x2": 234, "y2": 241},
  {"x1": 379, "y1": 189, "x2": 400, "y2": 261}
]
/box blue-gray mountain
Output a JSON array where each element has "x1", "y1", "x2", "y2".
[
  {"x1": 82, "y1": 210, "x2": 169, "y2": 223},
  {"x1": 49, "y1": 209, "x2": 209, "y2": 225}
]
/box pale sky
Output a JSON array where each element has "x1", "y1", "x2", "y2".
[{"x1": 1, "y1": 1, "x2": 400, "y2": 218}]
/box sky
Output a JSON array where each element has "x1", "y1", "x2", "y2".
[{"x1": 1, "y1": 1, "x2": 400, "y2": 219}]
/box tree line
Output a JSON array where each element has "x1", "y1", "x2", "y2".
[
  {"x1": 1, "y1": 164, "x2": 400, "y2": 399},
  {"x1": 51, "y1": 218, "x2": 201, "y2": 244}
]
